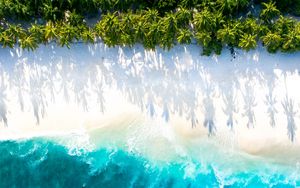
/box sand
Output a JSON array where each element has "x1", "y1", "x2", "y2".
[{"x1": 0, "y1": 43, "x2": 300, "y2": 163}]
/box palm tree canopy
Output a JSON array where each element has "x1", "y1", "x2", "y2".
[
  {"x1": 261, "y1": 32, "x2": 282, "y2": 53},
  {"x1": 260, "y1": 1, "x2": 280, "y2": 21},
  {"x1": 238, "y1": 33, "x2": 257, "y2": 51}
]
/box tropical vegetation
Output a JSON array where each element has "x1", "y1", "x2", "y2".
[{"x1": 0, "y1": 0, "x2": 300, "y2": 55}]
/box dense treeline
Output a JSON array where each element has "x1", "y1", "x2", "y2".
[
  {"x1": 0, "y1": 0, "x2": 251, "y2": 20},
  {"x1": 255, "y1": 0, "x2": 300, "y2": 16},
  {"x1": 0, "y1": 0, "x2": 300, "y2": 55},
  {"x1": 1, "y1": 0, "x2": 300, "y2": 20}
]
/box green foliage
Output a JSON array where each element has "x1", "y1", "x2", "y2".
[
  {"x1": 80, "y1": 26, "x2": 95, "y2": 44},
  {"x1": 42, "y1": 3, "x2": 61, "y2": 21},
  {"x1": 57, "y1": 22, "x2": 79, "y2": 48},
  {"x1": 274, "y1": 16, "x2": 296, "y2": 35},
  {"x1": 1, "y1": 0, "x2": 300, "y2": 55},
  {"x1": 154, "y1": 0, "x2": 177, "y2": 13},
  {"x1": 256, "y1": 0, "x2": 300, "y2": 16},
  {"x1": 159, "y1": 12, "x2": 178, "y2": 50},
  {"x1": 193, "y1": 8, "x2": 217, "y2": 32},
  {"x1": 177, "y1": 29, "x2": 192, "y2": 44},
  {"x1": 195, "y1": 31, "x2": 217, "y2": 55},
  {"x1": 29, "y1": 23, "x2": 45, "y2": 43},
  {"x1": 242, "y1": 18, "x2": 260, "y2": 35},
  {"x1": 217, "y1": 22, "x2": 240, "y2": 46},
  {"x1": 216, "y1": 0, "x2": 249, "y2": 15},
  {"x1": 44, "y1": 21, "x2": 58, "y2": 42},
  {"x1": 261, "y1": 32, "x2": 282, "y2": 53},
  {"x1": 175, "y1": 7, "x2": 192, "y2": 27},
  {"x1": 119, "y1": 12, "x2": 137, "y2": 47},
  {"x1": 179, "y1": 0, "x2": 202, "y2": 8},
  {"x1": 19, "y1": 34, "x2": 39, "y2": 51},
  {"x1": 281, "y1": 29, "x2": 300, "y2": 52},
  {"x1": 0, "y1": 30, "x2": 15, "y2": 48},
  {"x1": 5, "y1": 24, "x2": 26, "y2": 44},
  {"x1": 195, "y1": 31, "x2": 212, "y2": 48},
  {"x1": 95, "y1": 12, "x2": 121, "y2": 47},
  {"x1": 143, "y1": 22, "x2": 161, "y2": 50},
  {"x1": 260, "y1": 1, "x2": 280, "y2": 22},
  {"x1": 238, "y1": 33, "x2": 257, "y2": 51}
]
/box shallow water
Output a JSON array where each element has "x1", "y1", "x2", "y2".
[{"x1": 0, "y1": 136, "x2": 299, "y2": 188}]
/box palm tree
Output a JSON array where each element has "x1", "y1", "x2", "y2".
[
  {"x1": 159, "y1": 12, "x2": 178, "y2": 50},
  {"x1": 0, "y1": 31, "x2": 15, "y2": 48},
  {"x1": 177, "y1": 28, "x2": 192, "y2": 44},
  {"x1": 155, "y1": 0, "x2": 177, "y2": 13},
  {"x1": 258, "y1": 24, "x2": 270, "y2": 37},
  {"x1": 179, "y1": 0, "x2": 199, "y2": 8},
  {"x1": 274, "y1": 16, "x2": 296, "y2": 35},
  {"x1": 238, "y1": 33, "x2": 257, "y2": 51},
  {"x1": 176, "y1": 6, "x2": 192, "y2": 27},
  {"x1": 193, "y1": 8, "x2": 216, "y2": 32},
  {"x1": 44, "y1": 21, "x2": 58, "y2": 43},
  {"x1": 120, "y1": 11, "x2": 136, "y2": 47},
  {"x1": 19, "y1": 34, "x2": 39, "y2": 51},
  {"x1": 29, "y1": 23, "x2": 44, "y2": 43},
  {"x1": 194, "y1": 30, "x2": 216, "y2": 55},
  {"x1": 11, "y1": 1, "x2": 31, "y2": 19},
  {"x1": 80, "y1": 26, "x2": 95, "y2": 43},
  {"x1": 281, "y1": 29, "x2": 300, "y2": 52},
  {"x1": 217, "y1": 23, "x2": 239, "y2": 46},
  {"x1": 216, "y1": 0, "x2": 249, "y2": 15},
  {"x1": 57, "y1": 23, "x2": 78, "y2": 48},
  {"x1": 260, "y1": 1, "x2": 280, "y2": 22},
  {"x1": 6, "y1": 24, "x2": 26, "y2": 43},
  {"x1": 261, "y1": 32, "x2": 282, "y2": 53},
  {"x1": 195, "y1": 31, "x2": 212, "y2": 47},
  {"x1": 142, "y1": 9, "x2": 159, "y2": 23},
  {"x1": 144, "y1": 22, "x2": 161, "y2": 50},
  {"x1": 216, "y1": 0, "x2": 238, "y2": 15},
  {"x1": 42, "y1": 3, "x2": 60, "y2": 21},
  {"x1": 64, "y1": 10, "x2": 83, "y2": 25},
  {"x1": 242, "y1": 18, "x2": 259, "y2": 35},
  {"x1": 95, "y1": 12, "x2": 121, "y2": 47},
  {"x1": 134, "y1": 16, "x2": 146, "y2": 43},
  {"x1": 94, "y1": 0, "x2": 130, "y2": 13},
  {"x1": 139, "y1": 9, "x2": 161, "y2": 49}
]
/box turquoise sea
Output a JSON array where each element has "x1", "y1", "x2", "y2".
[{"x1": 0, "y1": 136, "x2": 299, "y2": 188}]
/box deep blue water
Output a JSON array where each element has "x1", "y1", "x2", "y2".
[{"x1": 0, "y1": 138, "x2": 298, "y2": 188}]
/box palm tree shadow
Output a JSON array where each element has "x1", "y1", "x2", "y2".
[
  {"x1": 0, "y1": 70, "x2": 8, "y2": 127},
  {"x1": 201, "y1": 75, "x2": 216, "y2": 136},
  {"x1": 58, "y1": 61, "x2": 72, "y2": 104},
  {"x1": 185, "y1": 91, "x2": 199, "y2": 128},
  {"x1": 264, "y1": 69, "x2": 278, "y2": 127},
  {"x1": 12, "y1": 60, "x2": 28, "y2": 112},
  {"x1": 72, "y1": 64, "x2": 90, "y2": 112},
  {"x1": 282, "y1": 96, "x2": 297, "y2": 142},
  {"x1": 282, "y1": 74, "x2": 298, "y2": 142},
  {"x1": 29, "y1": 64, "x2": 48, "y2": 125},
  {"x1": 93, "y1": 64, "x2": 106, "y2": 114},
  {"x1": 222, "y1": 86, "x2": 238, "y2": 130},
  {"x1": 241, "y1": 70, "x2": 257, "y2": 128},
  {"x1": 218, "y1": 65, "x2": 239, "y2": 130},
  {"x1": 1, "y1": 43, "x2": 300, "y2": 141}
]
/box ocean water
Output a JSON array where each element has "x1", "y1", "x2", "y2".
[{"x1": 0, "y1": 135, "x2": 299, "y2": 188}]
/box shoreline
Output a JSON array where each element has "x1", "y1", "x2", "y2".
[{"x1": 0, "y1": 43, "x2": 300, "y2": 164}]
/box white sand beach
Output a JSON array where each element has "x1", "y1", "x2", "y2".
[{"x1": 0, "y1": 43, "x2": 300, "y2": 164}]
